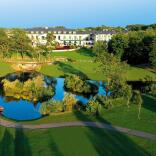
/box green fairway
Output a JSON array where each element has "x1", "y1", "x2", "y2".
[
  {"x1": 0, "y1": 62, "x2": 13, "y2": 77},
  {"x1": 0, "y1": 126, "x2": 156, "y2": 156},
  {"x1": 0, "y1": 49, "x2": 156, "y2": 156},
  {"x1": 8, "y1": 94, "x2": 155, "y2": 135},
  {"x1": 0, "y1": 49, "x2": 156, "y2": 80},
  {"x1": 40, "y1": 49, "x2": 156, "y2": 81}
]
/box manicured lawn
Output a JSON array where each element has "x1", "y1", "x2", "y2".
[
  {"x1": 0, "y1": 49, "x2": 156, "y2": 156},
  {"x1": 0, "y1": 126, "x2": 156, "y2": 156},
  {"x1": 0, "y1": 62, "x2": 14, "y2": 77},
  {"x1": 40, "y1": 49, "x2": 156, "y2": 81},
  {"x1": 10, "y1": 94, "x2": 156, "y2": 135},
  {"x1": 0, "y1": 49, "x2": 156, "y2": 80}
]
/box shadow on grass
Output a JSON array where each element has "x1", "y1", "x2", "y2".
[
  {"x1": 58, "y1": 62, "x2": 88, "y2": 79},
  {"x1": 142, "y1": 94, "x2": 156, "y2": 113},
  {"x1": 73, "y1": 111, "x2": 151, "y2": 156},
  {"x1": 48, "y1": 130, "x2": 64, "y2": 156},
  {"x1": 77, "y1": 48, "x2": 95, "y2": 57},
  {"x1": 14, "y1": 127, "x2": 32, "y2": 156},
  {"x1": 0, "y1": 129, "x2": 14, "y2": 156}
]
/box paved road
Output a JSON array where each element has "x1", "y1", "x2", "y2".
[{"x1": 0, "y1": 119, "x2": 156, "y2": 141}]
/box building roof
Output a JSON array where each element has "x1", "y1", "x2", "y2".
[{"x1": 26, "y1": 27, "x2": 116, "y2": 35}]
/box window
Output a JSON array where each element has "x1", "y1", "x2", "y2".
[
  {"x1": 63, "y1": 36, "x2": 66, "y2": 40},
  {"x1": 42, "y1": 36, "x2": 45, "y2": 40},
  {"x1": 58, "y1": 36, "x2": 61, "y2": 40},
  {"x1": 69, "y1": 36, "x2": 71, "y2": 40},
  {"x1": 79, "y1": 36, "x2": 82, "y2": 40}
]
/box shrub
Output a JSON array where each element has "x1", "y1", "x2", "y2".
[
  {"x1": 64, "y1": 75, "x2": 98, "y2": 94},
  {"x1": 2, "y1": 75, "x2": 54, "y2": 102},
  {"x1": 63, "y1": 93, "x2": 77, "y2": 111},
  {"x1": 40, "y1": 100, "x2": 64, "y2": 115},
  {"x1": 86, "y1": 99, "x2": 101, "y2": 115}
]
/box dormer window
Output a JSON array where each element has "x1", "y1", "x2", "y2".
[
  {"x1": 73, "y1": 31, "x2": 76, "y2": 34},
  {"x1": 31, "y1": 31, "x2": 34, "y2": 34},
  {"x1": 48, "y1": 31, "x2": 51, "y2": 33},
  {"x1": 41, "y1": 31, "x2": 44, "y2": 34},
  {"x1": 63, "y1": 31, "x2": 66, "y2": 34},
  {"x1": 54, "y1": 31, "x2": 56, "y2": 34},
  {"x1": 69, "y1": 31, "x2": 72, "y2": 34}
]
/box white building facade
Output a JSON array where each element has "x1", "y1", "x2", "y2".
[{"x1": 26, "y1": 28, "x2": 116, "y2": 47}]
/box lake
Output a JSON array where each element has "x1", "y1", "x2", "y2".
[{"x1": 0, "y1": 72, "x2": 106, "y2": 121}]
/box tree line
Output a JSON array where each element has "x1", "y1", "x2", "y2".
[
  {"x1": 108, "y1": 29, "x2": 156, "y2": 67},
  {"x1": 0, "y1": 28, "x2": 55, "y2": 61}
]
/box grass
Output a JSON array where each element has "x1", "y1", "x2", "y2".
[
  {"x1": 7, "y1": 94, "x2": 156, "y2": 135},
  {"x1": 0, "y1": 49, "x2": 156, "y2": 155},
  {"x1": 0, "y1": 62, "x2": 13, "y2": 77},
  {"x1": 40, "y1": 49, "x2": 156, "y2": 81},
  {"x1": 0, "y1": 126, "x2": 156, "y2": 156},
  {"x1": 0, "y1": 48, "x2": 156, "y2": 80}
]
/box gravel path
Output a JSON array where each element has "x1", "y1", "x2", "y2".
[{"x1": 0, "y1": 119, "x2": 156, "y2": 141}]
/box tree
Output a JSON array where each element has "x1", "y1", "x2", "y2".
[
  {"x1": 34, "y1": 32, "x2": 56, "y2": 61},
  {"x1": 86, "y1": 99, "x2": 101, "y2": 115},
  {"x1": 149, "y1": 39, "x2": 156, "y2": 67},
  {"x1": 95, "y1": 51, "x2": 127, "y2": 85},
  {"x1": 11, "y1": 29, "x2": 33, "y2": 59},
  {"x1": 108, "y1": 74, "x2": 132, "y2": 108},
  {"x1": 0, "y1": 29, "x2": 11, "y2": 58},
  {"x1": 108, "y1": 33, "x2": 128, "y2": 60},
  {"x1": 93, "y1": 41, "x2": 107, "y2": 57},
  {"x1": 132, "y1": 90, "x2": 143, "y2": 119},
  {"x1": 124, "y1": 85, "x2": 132, "y2": 108},
  {"x1": 63, "y1": 93, "x2": 77, "y2": 111},
  {"x1": 46, "y1": 32, "x2": 57, "y2": 56}
]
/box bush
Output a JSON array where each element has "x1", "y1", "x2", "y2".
[
  {"x1": 2, "y1": 75, "x2": 54, "y2": 102},
  {"x1": 40, "y1": 100, "x2": 64, "y2": 115},
  {"x1": 63, "y1": 93, "x2": 77, "y2": 111},
  {"x1": 86, "y1": 99, "x2": 101, "y2": 115},
  {"x1": 64, "y1": 75, "x2": 98, "y2": 95}
]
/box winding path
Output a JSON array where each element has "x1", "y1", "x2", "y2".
[{"x1": 0, "y1": 119, "x2": 156, "y2": 141}]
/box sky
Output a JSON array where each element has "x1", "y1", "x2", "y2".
[{"x1": 0, "y1": 0, "x2": 155, "y2": 28}]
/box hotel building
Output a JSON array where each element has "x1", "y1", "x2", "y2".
[{"x1": 26, "y1": 27, "x2": 116, "y2": 47}]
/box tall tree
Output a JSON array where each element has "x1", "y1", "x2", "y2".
[
  {"x1": 11, "y1": 29, "x2": 33, "y2": 59},
  {"x1": 0, "y1": 29, "x2": 11, "y2": 58},
  {"x1": 149, "y1": 39, "x2": 156, "y2": 67},
  {"x1": 93, "y1": 41, "x2": 107, "y2": 57},
  {"x1": 108, "y1": 33, "x2": 128, "y2": 60}
]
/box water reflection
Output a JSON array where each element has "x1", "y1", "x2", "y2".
[{"x1": 0, "y1": 72, "x2": 106, "y2": 121}]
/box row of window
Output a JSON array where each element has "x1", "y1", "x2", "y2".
[
  {"x1": 30, "y1": 31, "x2": 77, "y2": 34},
  {"x1": 30, "y1": 34, "x2": 111, "y2": 41}
]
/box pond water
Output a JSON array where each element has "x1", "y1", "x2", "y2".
[{"x1": 0, "y1": 72, "x2": 106, "y2": 121}]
